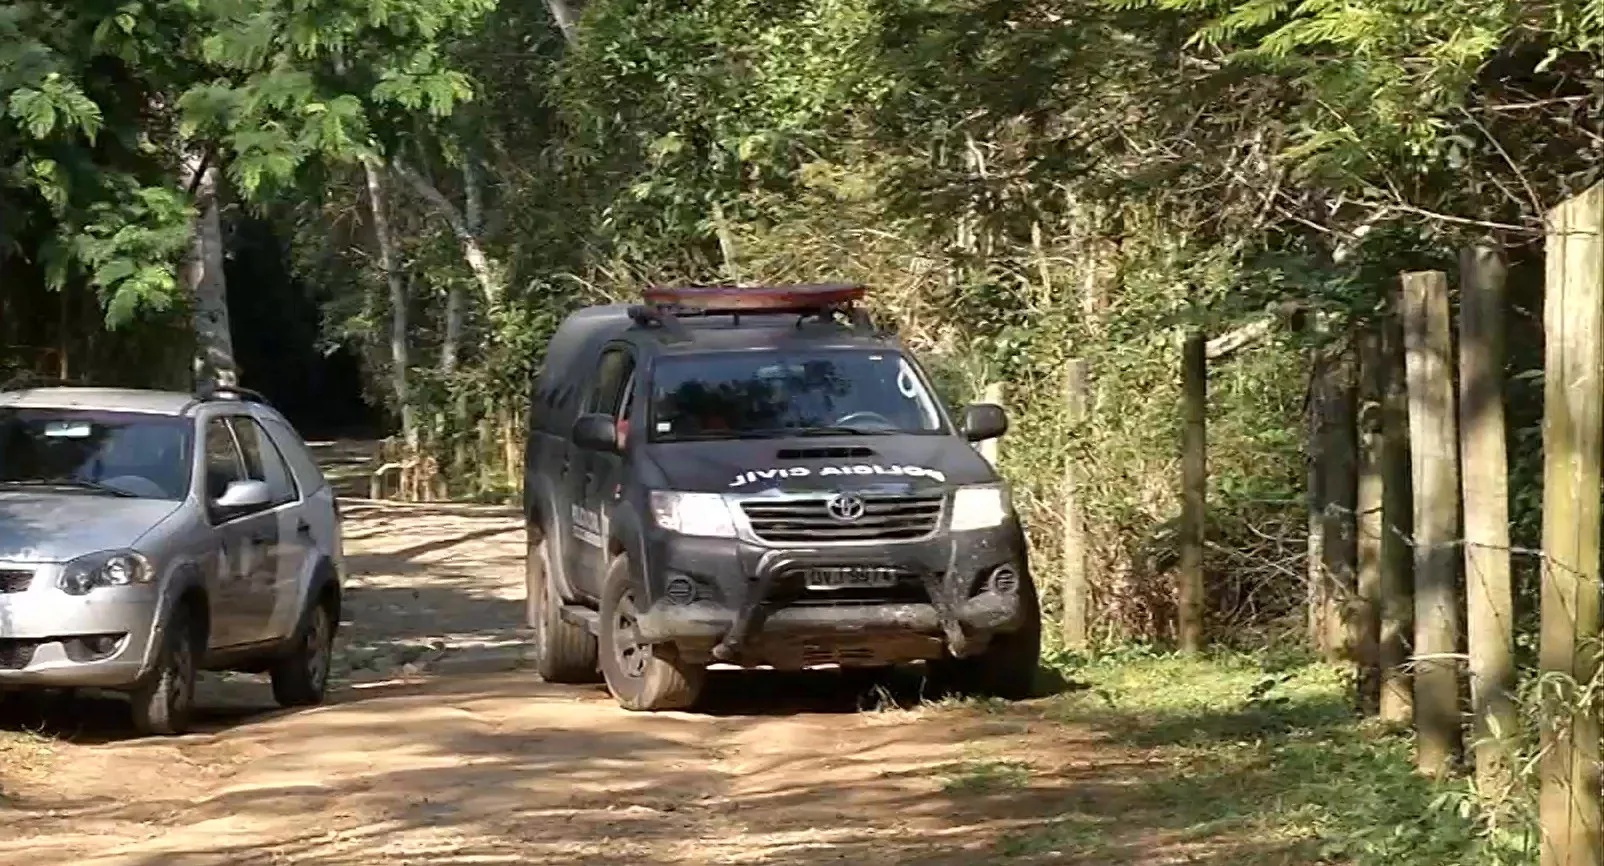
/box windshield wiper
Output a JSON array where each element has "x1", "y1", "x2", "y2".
[
  {"x1": 790, "y1": 426, "x2": 897, "y2": 437},
  {"x1": 0, "y1": 477, "x2": 138, "y2": 498}
]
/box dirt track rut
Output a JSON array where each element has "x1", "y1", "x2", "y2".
[{"x1": 0, "y1": 501, "x2": 1257, "y2": 865}]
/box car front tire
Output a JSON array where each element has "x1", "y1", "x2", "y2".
[{"x1": 130, "y1": 608, "x2": 199, "y2": 736}]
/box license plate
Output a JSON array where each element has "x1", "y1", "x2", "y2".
[{"x1": 802, "y1": 567, "x2": 901, "y2": 590}]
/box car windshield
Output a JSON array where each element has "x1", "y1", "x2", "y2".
[
  {"x1": 649, "y1": 349, "x2": 947, "y2": 441},
  {"x1": 0, "y1": 409, "x2": 193, "y2": 500}
]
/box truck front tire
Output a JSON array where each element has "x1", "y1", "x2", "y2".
[
  {"x1": 527, "y1": 532, "x2": 599, "y2": 684},
  {"x1": 933, "y1": 577, "x2": 1042, "y2": 700},
  {"x1": 598, "y1": 554, "x2": 704, "y2": 711}
]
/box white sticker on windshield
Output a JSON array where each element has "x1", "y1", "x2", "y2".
[
  {"x1": 729, "y1": 463, "x2": 947, "y2": 488},
  {"x1": 43, "y1": 421, "x2": 93, "y2": 439}
]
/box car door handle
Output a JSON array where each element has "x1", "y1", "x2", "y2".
[
  {"x1": 297, "y1": 520, "x2": 312, "y2": 536},
  {"x1": 250, "y1": 532, "x2": 274, "y2": 544}
]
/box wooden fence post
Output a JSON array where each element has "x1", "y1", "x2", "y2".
[
  {"x1": 1401, "y1": 269, "x2": 1463, "y2": 778},
  {"x1": 1539, "y1": 185, "x2": 1604, "y2": 866},
  {"x1": 1379, "y1": 311, "x2": 1416, "y2": 725},
  {"x1": 979, "y1": 382, "x2": 1006, "y2": 467},
  {"x1": 1061, "y1": 359, "x2": 1090, "y2": 650},
  {"x1": 1457, "y1": 240, "x2": 1516, "y2": 801},
  {"x1": 1178, "y1": 331, "x2": 1206, "y2": 654},
  {"x1": 1356, "y1": 328, "x2": 1385, "y2": 712}
]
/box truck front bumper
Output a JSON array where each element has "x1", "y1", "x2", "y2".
[{"x1": 633, "y1": 521, "x2": 1031, "y2": 667}]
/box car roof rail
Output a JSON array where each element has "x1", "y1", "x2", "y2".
[{"x1": 195, "y1": 381, "x2": 274, "y2": 407}]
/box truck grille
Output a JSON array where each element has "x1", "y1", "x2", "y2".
[
  {"x1": 0, "y1": 569, "x2": 31, "y2": 594},
  {"x1": 740, "y1": 494, "x2": 944, "y2": 543}
]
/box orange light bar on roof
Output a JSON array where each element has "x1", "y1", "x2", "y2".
[{"x1": 642, "y1": 283, "x2": 866, "y2": 312}]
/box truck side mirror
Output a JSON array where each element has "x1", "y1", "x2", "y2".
[
  {"x1": 960, "y1": 403, "x2": 1008, "y2": 443},
  {"x1": 573, "y1": 413, "x2": 620, "y2": 452}
]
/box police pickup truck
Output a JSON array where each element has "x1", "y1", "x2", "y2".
[{"x1": 521, "y1": 284, "x2": 1040, "y2": 710}]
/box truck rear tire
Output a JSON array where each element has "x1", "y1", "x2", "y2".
[
  {"x1": 527, "y1": 532, "x2": 599, "y2": 684},
  {"x1": 598, "y1": 554, "x2": 704, "y2": 711},
  {"x1": 934, "y1": 576, "x2": 1042, "y2": 701}
]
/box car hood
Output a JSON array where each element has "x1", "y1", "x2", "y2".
[
  {"x1": 644, "y1": 434, "x2": 998, "y2": 495},
  {"x1": 0, "y1": 491, "x2": 182, "y2": 563}
]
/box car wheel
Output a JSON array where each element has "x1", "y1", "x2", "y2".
[
  {"x1": 527, "y1": 531, "x2": 600, "y2": 683},
  {"x1": 271, "y1": 596, "x2": 337, "y2": 707},
  {"x1": 130, "y1": 608, "x2": 199, "y2": 736},
  {"x1": 932, "y1": 576, "x2": 1042, "y2": 701},
  {"x1": 598, "y1": 554, "x2": 703, "y2": 712}
]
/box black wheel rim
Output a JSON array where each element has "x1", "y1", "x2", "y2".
[
  {"x1": 306, "y1": 608, "x2": 332, "y2": 691},
  {"x1": 612, "y1": 591, "x2": 647, "y2": 679}
]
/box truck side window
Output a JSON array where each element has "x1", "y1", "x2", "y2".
[{"x1": 590, "y1": 347, "x2": 635, "y2": 419}]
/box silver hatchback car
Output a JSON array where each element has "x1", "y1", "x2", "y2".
[{"x1": 0, "y1": 385, "x2": 344, "y2": 735}]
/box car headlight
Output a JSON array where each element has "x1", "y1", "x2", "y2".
[
  {"x1": 58, "y1": 550, "x2": 154, "y2": 595},
  {"x1": 950, "y1": 484, "x2": 1013, "y2": 532},
  {"x1": 650, "y1": 492, "x2": 739, "y2": 538}
]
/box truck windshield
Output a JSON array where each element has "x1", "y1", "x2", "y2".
[
  {"x1": 649, "y1": 349, "x2": 947, "y2": 441},
  {"x1": 0, "y1": 409, "x2": 194, "y2": 500}
]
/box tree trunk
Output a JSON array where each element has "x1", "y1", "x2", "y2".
[
  {"x1": 1178, "y1": 331, "x2": 1207, "y2": 654},
  {"x1": 1457, "y1": 241, "x2": 1516, "y2": 802},
  {"x1": 1307, "y1": 342, "x2": 1331, "y2": 655},
  {"x1": 181, "y1": 153, "x2": 237, "y2": 387},
  {"x1": 1401, "y1": 269, "x2": 1463, "y2": 778},
  {"x1": 1060, "y1": 359, "x2": 1090, "y2": 650},
  {"x1": 544, "y1": 0, "x2": 579, "y2": 45},
  {"x1": 1539, "y1": 185, "x2": 1604, "y2": 866},
  {"x1": 1320, "y1": 343, "x2": 1360, "y2": 661},
  {"x1": 1379, "y1": 311, "x2": 1415, "y2": 726},
  {"x1": 1356, "y1": 328, "x2": 1385, "y2": 712},
  {"x1": 393, "y1": 159, "x2": 501, "y2": 307},
  {"x1": 364, "y1": 158, "x2": 416, "y2": 450}
]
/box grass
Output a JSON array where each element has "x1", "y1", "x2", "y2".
[{"x1": 967, "y1": 645, "x2": 1521, "y2": 865}]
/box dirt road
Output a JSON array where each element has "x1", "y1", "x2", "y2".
[{"x1": 0, "y1": 501, "x2": 1269, "y2": 866}]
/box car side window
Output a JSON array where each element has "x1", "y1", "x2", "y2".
[
  {"x1": 203, "y1": 418, "x2": 247, "y2": 503},
  {"x1": 230, "y1": 417, "x2": 298, "y2": 504},
  {"x1": 260, "y1": 416, "x2": 327, "y2": 494}
]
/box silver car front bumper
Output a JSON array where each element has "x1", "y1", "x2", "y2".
[{"x1": 0, "y1": 563, "x2": 159, "y2": 689}]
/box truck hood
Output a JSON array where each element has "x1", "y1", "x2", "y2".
[
  {"x1": 644, "y1": 434, "x2": 998, "y2": 495},
  {"x1": 0, "y1": 491, "x2": 181, "y2": 563}
]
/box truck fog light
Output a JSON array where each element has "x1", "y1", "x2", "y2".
[
  {"x1": 664, "y1": 575, "x2": 697, "y2": 605},
  {"x1": 988, "y1": 565, "x2": 1020, "y2": 596}
]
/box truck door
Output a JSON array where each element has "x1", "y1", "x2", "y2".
[{"x1": 566, "y1": 344, "x2": 635, "y2": 598}]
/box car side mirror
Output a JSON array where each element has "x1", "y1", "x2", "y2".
[
  {"x1": 573, "y1": 413, "x2": 620, "y2": 452},
  {"x1": 961, "y1": 403, "x2": 1008, "y2": 443},
  {"x1": 214, "y1": 479, "x2": 272, "y2": 510}
]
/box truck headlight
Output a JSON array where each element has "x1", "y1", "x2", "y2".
[
  {"x1": 58, "y1": 550, "x2": 154, "y2": 595},
  {"x1": 650, "y1": 492, "x2": 739, "y2": 538},
  {"x1": 950, "y1": 485, "x2": 1012, "y2": 532}
]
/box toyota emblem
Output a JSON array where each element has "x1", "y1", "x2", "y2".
[{"x1": 827, "y1": 493, "x2": 866, "y2": 522}]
